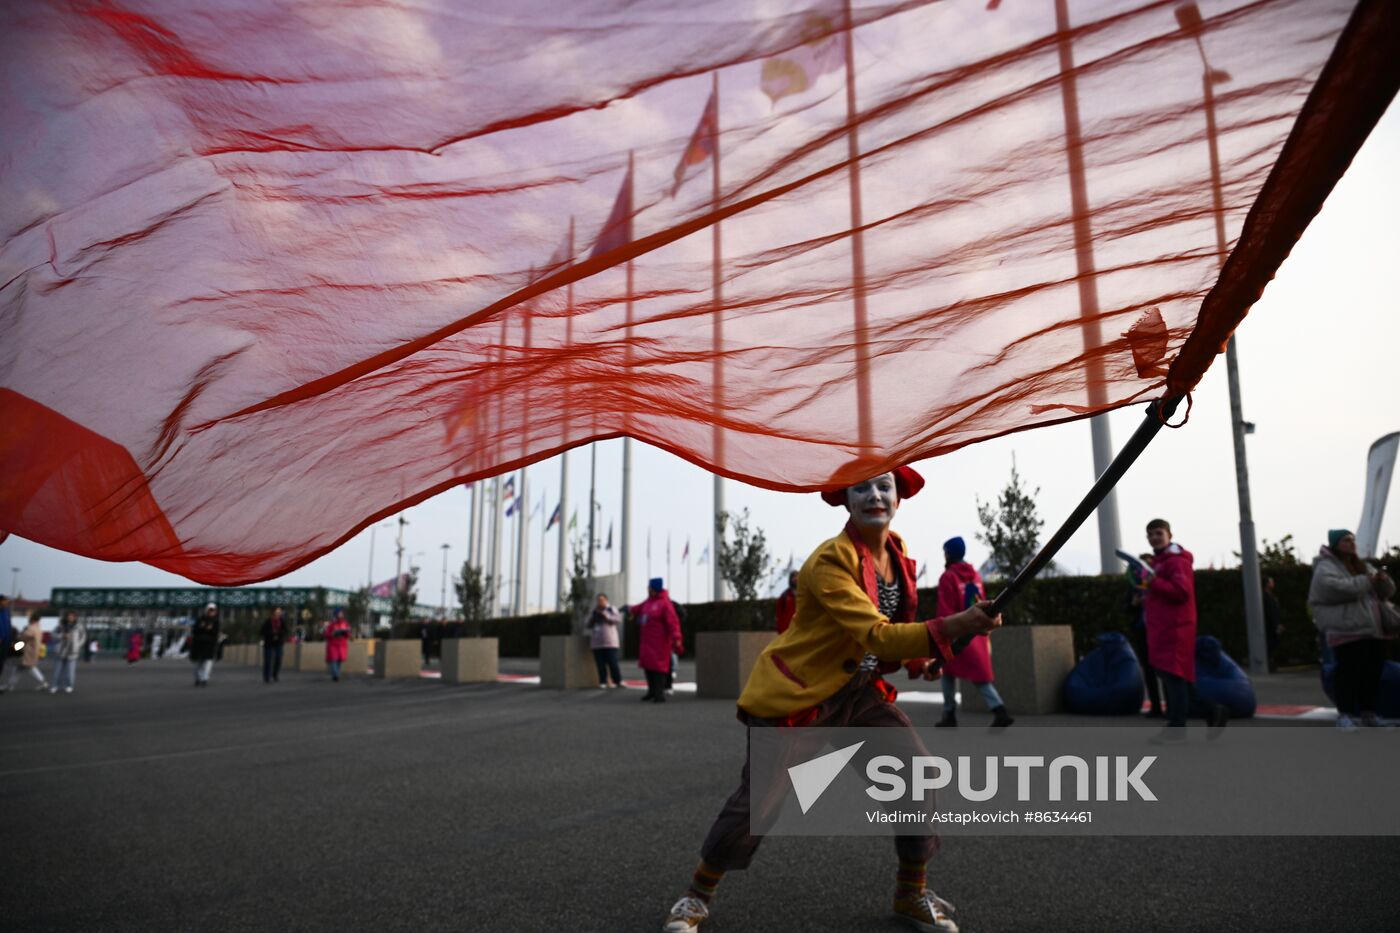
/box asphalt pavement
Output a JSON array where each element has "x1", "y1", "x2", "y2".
[{"x1": 2, "y1": 659, "x2": 1396, "y2": 932}]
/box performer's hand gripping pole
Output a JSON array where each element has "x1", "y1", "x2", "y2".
[{"x1": 932, "y1": 395, "x2": 1185, "y2": 673}]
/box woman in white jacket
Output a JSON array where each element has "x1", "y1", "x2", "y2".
[{"x1": 1308, "y1": 529, "x2": 1394, "y2": 730}]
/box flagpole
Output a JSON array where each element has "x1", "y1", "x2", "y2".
[
  {"x1": 587, "y1": 444, "x2": 597, "y2": 579},
  {"x1": 621, "y1": 152, "x2": 635, "y2": 606},
  {"x1": 466, "y1": 482, "x2": 478, "y2": 572},
  {"x1": 1053, "y1": 0, "x2": 1121, "y2": 574},
  {"x1": 711, "y1": 69, "x2": 729, "y2": 603},
  {"x1": 538, "y1": 495, "x2": 546, "y2": 613},
  {"x1": 490, "y1": 287, "x2": 511, "y2": 618},
  {"x1": 515, "y1": 467, "x2": 529, "y2": 616},
  {"x1": 842, "y1": 0, "x2": 874, "y2": 452},
  {"x1": 490, "y1": 475, "x2": 504, "y2": 617},
  {"x1": 557, "y1": 217, "x2": 574, "y2": 610},
  {"x1": 515, "y1": 265, "x2": 536, "y2": 618}
]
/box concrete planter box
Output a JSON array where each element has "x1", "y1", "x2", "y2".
[
  {"x1": 297, "y1": 643, "x2": 326, "y2": 673},
  {"x1": 345, "y1": 640, "x2": 369, "y2": 675},
  {"x1": 441, "y1": 638, "x2": 499, "y2": 684},
  {"x1": 372, "y1": 639, "x2": 421, "y2": 679},
  {"x1": 696, "y1": 631, "x2": 775, "y2": 700},
  {"x1": 958, "y1": 624, "x2": 1074, "y2": 715},
  {"x1": 539, "y1": 635, "x2": 599, "y2": 689}
]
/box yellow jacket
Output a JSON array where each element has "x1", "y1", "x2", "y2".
[{"x1": 737, "y1": 524, "x2": 952, "y2": 719}]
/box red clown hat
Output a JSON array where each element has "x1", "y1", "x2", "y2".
[{"x1": 820, "y1": 465, "x2": 925, "y2": 506}]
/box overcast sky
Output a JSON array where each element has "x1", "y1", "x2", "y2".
[{"x1": 4, "y1": 58, "x2": 1396, "y2": 612}]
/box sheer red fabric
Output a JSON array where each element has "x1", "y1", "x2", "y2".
[{"x1": 1, "y1": 0, "x2": 1394, "y2": 583}]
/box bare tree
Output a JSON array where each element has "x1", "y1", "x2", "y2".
[{"x1": 716, "y1": 509, "x2": 774, "y2": 604}]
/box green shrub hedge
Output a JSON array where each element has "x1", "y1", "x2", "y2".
[{"x1": 416, "y1": 555, "x2": 1398, "y2": 666}]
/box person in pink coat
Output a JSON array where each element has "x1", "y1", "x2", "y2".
[
  {"x1": 1143, "y1": 518, "x2": 1226, "y2": 740},
  {"x1": 324, "y1": 609, "x2": 353, "y2": 682},
  {"x1": 924, "y1": 537, "x2": 1013, "y2": 728},
  {"x1": 631, "y1": 578, "x2": 682, "y2": 703}
]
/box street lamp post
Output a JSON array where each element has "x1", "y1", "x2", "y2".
[
  {"x1": 1176, "y1": 2, "x2": 1269, "y2": 675},
  {"x1": 1053, "y1": 0, "x2": 1123, "y2": 574},
  {"x1": 365, "y1": 521, "x2": 393, "y2": 633},
  {"x1": 440, "y1": 543, "x2": 451, "y2": 620}
]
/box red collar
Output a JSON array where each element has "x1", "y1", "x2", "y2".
[{"x1": 843, "y1": 523, "x2": 919, "y2": 621}]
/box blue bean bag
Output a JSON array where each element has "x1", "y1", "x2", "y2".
[
  {"x1": 1064, "y1": 632, "x2": 1144, "y2": 715},
  {"x1": 1194, "y1": 636, "x2": 1255, "y2": 718},
  {"x1": 1320, "y1": 660, "x2": 1400, "y2": 718}
]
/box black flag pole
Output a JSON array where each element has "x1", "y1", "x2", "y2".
[{"x1": 931, "y1": 394, "x2": 1185, "y2": 673}]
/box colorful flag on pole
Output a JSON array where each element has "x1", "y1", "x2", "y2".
[
  {"x1": 546, "y1": 503, "x2": 562, "y2": 531},
  {"x1": 589, "y1": 165, "x2": 633, "y2": 260},
  {"x1": 760, "y1": 6, "x2": 844, "y2": 105},
  {"x1": 369, "y1": 575, "x2": 402, "y2": 598},
  {"x1": 568, "y1": 510, "x2": 578, "y2": 532},
  {"x1": 682, "y1": 537, "x2": 690, "y2": 562},
  {"x1": 505, "y1": 497, "x2": 519, "y2": 518},
  {"x1": 531, "y1": 494, "x2": 543, "y2": 518},
  {"x1": 671, "y1": 90, "x2": 718, "y2": 197},
  {"x1": 698, "y1": 544, "x2": 710, "y2": 565},
  {"x1": 502, "y1": 476, "x2": 516, "y2": 502},
  {"x1": 917, "y1": 564, "x2": 928, "y2": 583},
  {"x1": 605, "y1": 522, "x2": 613, "y2": 551}
]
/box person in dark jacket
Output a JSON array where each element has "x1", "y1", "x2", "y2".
[
  {"x1": 260, "y1": 607, "x2": 289, "y2": 683},
  {"x1": 1262, "y1": 576, "x2": 1282, "y2": 672},
  {"x1": 1123, "y1": 555, "x2": 1162, "y2": 717},
  {"x1": 190, "y1": 602, "x2": 221, "y2": 686},
  {"x1": 0, "y1": 594, "x2": 12, "y2": 685}
]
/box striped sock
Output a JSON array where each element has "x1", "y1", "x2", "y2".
[
  {"x1": 895, "y1": 858, "x2": 927, "y2": 899},
  {"x1": 687, "y1": 862, "x2": 725, "y2": 903}
]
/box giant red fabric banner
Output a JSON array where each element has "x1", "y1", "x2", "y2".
[{"x1": 1, "y1": 0, "x2": 1395, "y2": 584}]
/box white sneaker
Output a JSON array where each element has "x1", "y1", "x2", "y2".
[
  {"x1": 893, "y1": 888, "x2": 958, "y2": 932},
  {"x1": 662, "y1": 895, "x2": 709, "y2": 932},
  {"x1": 1336, "y1": 715, "x2": 1359, "y2": 733},
  {"x1": 64, "y1": 687, "x2": 74, "y2": 694},
  {"x1": 48, "y1": 686, "x2": 58, "y2": 694}
]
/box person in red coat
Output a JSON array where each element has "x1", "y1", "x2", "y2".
[
  {"x1": 774, "y1": 571, "x2": 798, "y2": 635},
  {"x1": 906, "y1": 537, "x2": 1013, "y2": 729},
  {"x1": 324, "y1": 609, "x2": 353, "y2": 682},
  {"x1": 1143, "y1": 518, "x2": 1226, "y2": 740},
  {"x1": 632, "y1": 578, "x2": 683, "y2": 703},
  {"x1": 126, "y1": 630, "x2": 143, "y2": 664}
]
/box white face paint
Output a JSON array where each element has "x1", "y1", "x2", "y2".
[{"x1": 845, "y1": 472, "x2": 899, "y2": 530}]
